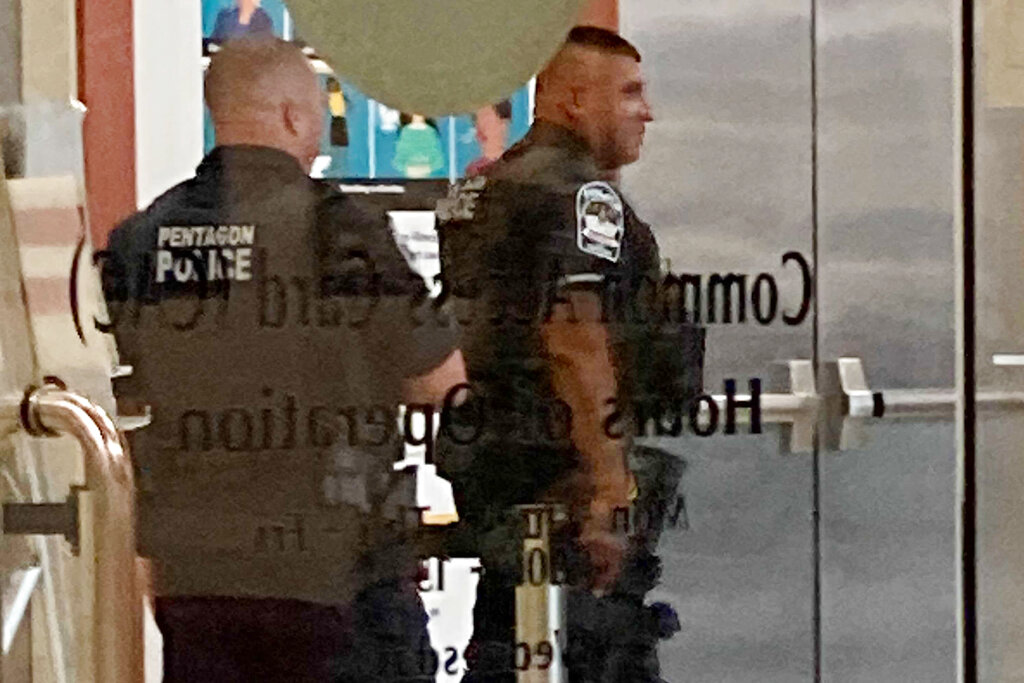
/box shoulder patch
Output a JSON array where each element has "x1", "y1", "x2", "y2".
[
  {"x1": 576, "y1": 181, "x2": 624, "y2": 262},
  {"x1": 436, "y1": 176, "x2": 487, "y2": 223}
]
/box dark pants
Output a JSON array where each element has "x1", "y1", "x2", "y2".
[
  {"x1": 441, "y1": 443, "x2": 685, "y2": 683},
  {"x1": 156, "y1": 582, "x2": 435, "y2": 683}
]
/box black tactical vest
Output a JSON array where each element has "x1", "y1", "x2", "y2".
[{"x1": 436, "y1": 123, "x2": 704, "y2": 526}]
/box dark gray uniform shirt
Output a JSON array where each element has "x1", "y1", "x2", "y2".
[
  {"x1": 437, "y1": 122, "x2": 703, "y2": 540},
  {"x1": 103, "y1": 145, "x2": 458, "y2": 604}
]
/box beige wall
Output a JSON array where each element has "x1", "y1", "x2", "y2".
[
  {"x1": 19, "y1": 0, "x2": 75, "y2": 103},
  {"x1": 984, "y1": 0, "x2": 1024, "y2": 108},
  {"x1": 578, "y1": 0, "x2": 617, "y2": 30}
]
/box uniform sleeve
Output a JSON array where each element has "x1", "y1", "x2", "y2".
[
  {"x1": 512, "y1": 182, "x2": 625, "y2": 298},
  {"x1": 99, "y1": 214, "x2": 152, "y2": 307},
  {"x1": 438, "y1": 179, "x2": 616, "y2": 331},
  {"x1": 479, "y1": 180, "x2": 632, "y2": 479},
  {"x1": 316, "y1": 196, "x2": 459, "y2": 380}
]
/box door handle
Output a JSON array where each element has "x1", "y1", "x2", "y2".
[
  {"x1": 701, "y1": 359, "x2": 819, "y2": 422},
  {"x1": 685, "y1": 357, "x2": 1024, "y2": 454},
  {"x1": 680, "y1": 360, "x2": 819, "y2": 453},
  {"x1": 822, "y1": 357, "x2": 1024, "y2": 451},
  {"x1": 830, "y1": 357, "x2": 1024, "y2": 417}
]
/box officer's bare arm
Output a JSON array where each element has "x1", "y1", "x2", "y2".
[
  {"x1": 541, "y1": 288, "x2": 632, "y2": 590},
  {"x1": 541, "y1": 289, "x2": 631, "y2": 500},
  {"x1": 401, "y1": 348, "x2": 468, "y2": 405}
]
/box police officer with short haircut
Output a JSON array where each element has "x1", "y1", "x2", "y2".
[
  {"x1": 437, "y1": 26, "x2": 702, "y2": 682},
  {"x1": 103, "y1": 38, "x2": 464, "y2": 681}
]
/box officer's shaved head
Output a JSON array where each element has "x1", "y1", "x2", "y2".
[
  {"x1": 555, "y1": 26, "x2": 642, "y2": 65},
  {"x1": 205, "y1": 38, "x2": 323, "y2": 172},
  {"x1": 535, "y1": 27, "x2": 652, "y2": 170}
]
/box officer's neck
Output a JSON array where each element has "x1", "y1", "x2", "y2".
[
  {"x1": 531, "y1": 119, "x2": 619, "y2": 176},
  {"x1": 214, "y1": 125, "x2": 310, "y2": 173}
]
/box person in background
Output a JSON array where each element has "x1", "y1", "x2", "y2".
[
  {"x1": 465, "y1": 99, "x2": 512, "y2": 177},
  {"x1": 393, "y1": 113, "x2": 445, "y2": 179},
  {"x1": 103, "y1": 38, "x2": 465, "y2": 682},
  {"x1": 211, "y1": 0, "x2": 275, "y2": 44}
]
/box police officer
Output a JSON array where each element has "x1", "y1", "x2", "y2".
[
  {"x1": 102, "y1": 38, "x2": 464, "y2": 681},
  {"x1": 437, "y1": 26, "x2": 701, "y2": 682}
]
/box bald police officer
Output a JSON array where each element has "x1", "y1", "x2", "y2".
[
  {"x1": 103, "y1": 38, "x2": 464, "y2": 681},
  {"x1": 437, "y1": 27, "x2": 701, "y2": 682}
]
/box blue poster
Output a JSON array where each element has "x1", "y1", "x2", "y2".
[
  {"x1": 202, "y1": 0, "x2": 289, "y2": 41},
  {"x1": 318, "y1": 83, "x2": 531, "y2": 180},
  {"x1": 201, "y1": 1, "x2": 532, "y2": 180}
]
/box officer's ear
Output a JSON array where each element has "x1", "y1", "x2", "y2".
[
  {"x1": 559, "y1": 86, "x2": 585, "y2": 123},
  {"x1": 282, "y1": 100, "x2": 302, "y2": 137}
]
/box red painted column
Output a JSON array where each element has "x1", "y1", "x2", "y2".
[
  {"x1": 77, "y1": 0, "x2": 136, "y2": 247},
  {"x1": 578, "y1": 0, "x2": 619, "y2": 30}
]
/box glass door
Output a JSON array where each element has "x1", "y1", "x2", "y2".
[
  {"x1": 623, "y1": 3, "x2": 818, "y2": 680},
  {"x1": 622, "y1": 0, "x2": 964, "y2": 680},
  {"x1": 815, "y1": 0, "x2": 959, "y2": 679}
]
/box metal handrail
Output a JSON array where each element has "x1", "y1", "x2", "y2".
[
  {"x1": 21, "y1": 384, "x2": 132, "y2": 484},
  {"x1": 2, "y1": 382, "x2": 140, "y2": 683}
]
